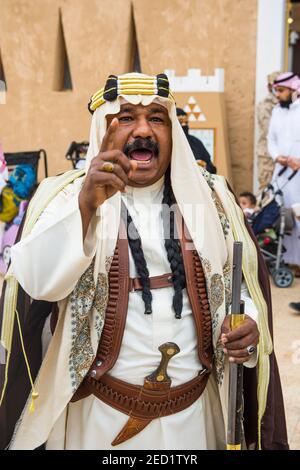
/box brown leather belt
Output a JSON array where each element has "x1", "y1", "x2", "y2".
[
  {"x1": 83, "y1": 368, "x2": 209, "y2": 420},
  {"x1": 129, "y1": 273, "x2": 173, "y2": 292}
]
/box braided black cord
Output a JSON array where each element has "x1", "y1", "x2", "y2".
[
  {"x1": 121, "y1": 167, "x2": 186, "y2": 319},
  {"x1": 124, "y1": 207, "x2": 153, "y2": 315},
  {"x1": 162, "y1": 169, "x2": 186, "y2": 318}
]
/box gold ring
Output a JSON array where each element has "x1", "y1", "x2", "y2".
[{"x1": 102, "y1": 161, "x2": 114, "y2": 173}]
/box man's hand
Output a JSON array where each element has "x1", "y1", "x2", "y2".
[
  {"x1": 79, "y1": 118, "x2": 137, "y2": 214},
  {"x1": 78, "y1": 118, "x2": 137, "y2": 239},
  {"x1": 287, "y1": 157, "x2": 300, "y2": 171},
  {"x1": 276, "y1": 156, "x2": 289, "y2": 166},
  {"x1": 219, "y1": 315, "x2": 259, "y2": 364}
]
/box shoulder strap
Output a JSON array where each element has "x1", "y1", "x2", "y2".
[
  {"x1": 175, "y1": 208, "x2": 213, "y2": 370},
  {"x1": 71, "y1": 219, "x2": 129, "y2": 402}
]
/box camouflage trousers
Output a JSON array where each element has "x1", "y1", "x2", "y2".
[{"x1": 258, "y1": 154, "x2": 275, "y2": 191}]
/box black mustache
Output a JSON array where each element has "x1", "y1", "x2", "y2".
[{"x1": 123, "y1": 138, "x2": 159, "y2": 157}]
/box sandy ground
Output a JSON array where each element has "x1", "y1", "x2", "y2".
[
  {"x1": 271, "y1": 277, "x2": 300, "y2": 450},
  {"x1": 0, "y1": 273, "x2": 299, "y2": 449}
]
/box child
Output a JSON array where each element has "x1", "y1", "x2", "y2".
[{"x1": 239, "y1": 191, "x2": 258, "y2": 221}]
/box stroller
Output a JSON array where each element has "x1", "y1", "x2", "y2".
[
  {"x1": 251, "y1": 166, "x2": 298, "y2": 288},
  {"x1": 65, "y1": 141, "x2": 89, "y2": 169}
]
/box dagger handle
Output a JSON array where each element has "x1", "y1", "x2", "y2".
[{"x1": 144, "y1": 342, "x2": 180, "y2": 389}]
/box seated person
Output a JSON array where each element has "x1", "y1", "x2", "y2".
[{"x1": 239, "y1": 192, "x2": 259, "y2": 221}]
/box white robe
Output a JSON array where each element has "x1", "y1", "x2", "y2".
[
  {"x1": 11, "y1": 177, "x2": 258, "y2": 450},
  {"x1": 267, "y1": 99, "x2": 300, "y2": 266}
]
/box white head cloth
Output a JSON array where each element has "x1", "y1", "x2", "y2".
[{"x1": 85, "y1": 73, "x2": 229, "y2": 316}]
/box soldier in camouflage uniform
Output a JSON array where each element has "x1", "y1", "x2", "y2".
[{"x1": 257, "y1": 71, "x2": 281, "y2": 190}]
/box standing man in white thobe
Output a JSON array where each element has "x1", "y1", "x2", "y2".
[{"x1": 268, "y1": 72, "x2": 300, "y2": 274}]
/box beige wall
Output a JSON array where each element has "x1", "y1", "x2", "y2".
[
  {"x1": 0, "y1": 0, "x2": 257, "y2": 193},
  {"x1": 134, "y1": 0, "x2": 258, "y2": 194},
  {"x1": 0, "y1": 0, "x2": 133, "y2": 179}
]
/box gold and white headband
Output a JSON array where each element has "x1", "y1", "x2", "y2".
[{"x1": 88, "y1": 73, "x2": 175, "y2": 114}]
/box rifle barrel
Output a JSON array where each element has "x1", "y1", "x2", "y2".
[{"x1": 227, "y1": 242, "x2": 244, "y2": 450}]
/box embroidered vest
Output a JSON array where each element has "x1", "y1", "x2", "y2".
[{"x1": 72, "y1": 215, "x2": 213, "y2": 403}]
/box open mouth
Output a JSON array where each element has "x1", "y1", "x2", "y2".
[
  {"x1": 124, "y1": 138, "x2": 159, "y2": 167},
  {"x1": 129, "y1": 149, "x2": 154, "y2": 164}
]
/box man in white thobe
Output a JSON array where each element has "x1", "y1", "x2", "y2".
[{"x1": 268, "y1": 72, "x2": 300, "y2": 271}]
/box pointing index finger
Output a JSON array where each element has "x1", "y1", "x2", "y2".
[{"x1": 100, "y1": 117, "x2": 119, "y2": 152}]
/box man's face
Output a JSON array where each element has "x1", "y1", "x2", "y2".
[
  {"x1": 274, "y1": 86, "x2": 293, "y2": 102},
  {"x1": 177, "y1": 114, "x2": 189, "y2": 128},
  {"x1": 106, "y1": 103, "x2": 172, "y2": 187}
]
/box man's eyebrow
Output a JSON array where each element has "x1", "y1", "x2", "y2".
[
  {"x1": 118, "y1": 106, "x2": 135, "y2": 113},
  {"x1": 118, "y1": 105, "x2": 167, "y2": 115},
  {"x1": 148, "y1": 106, "x2": 167, "y2": 114}
]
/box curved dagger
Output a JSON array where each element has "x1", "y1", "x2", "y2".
[{"x1": 111, "y1": 342, "x2": 180, "y2": 446}]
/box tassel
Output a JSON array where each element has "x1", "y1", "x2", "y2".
[
  {"x1": 29, "y1": 391, "x2": 39, "y2": 413},
  {"x1": 15, "y1": 310, "x2": 40, "y2": 414}
]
